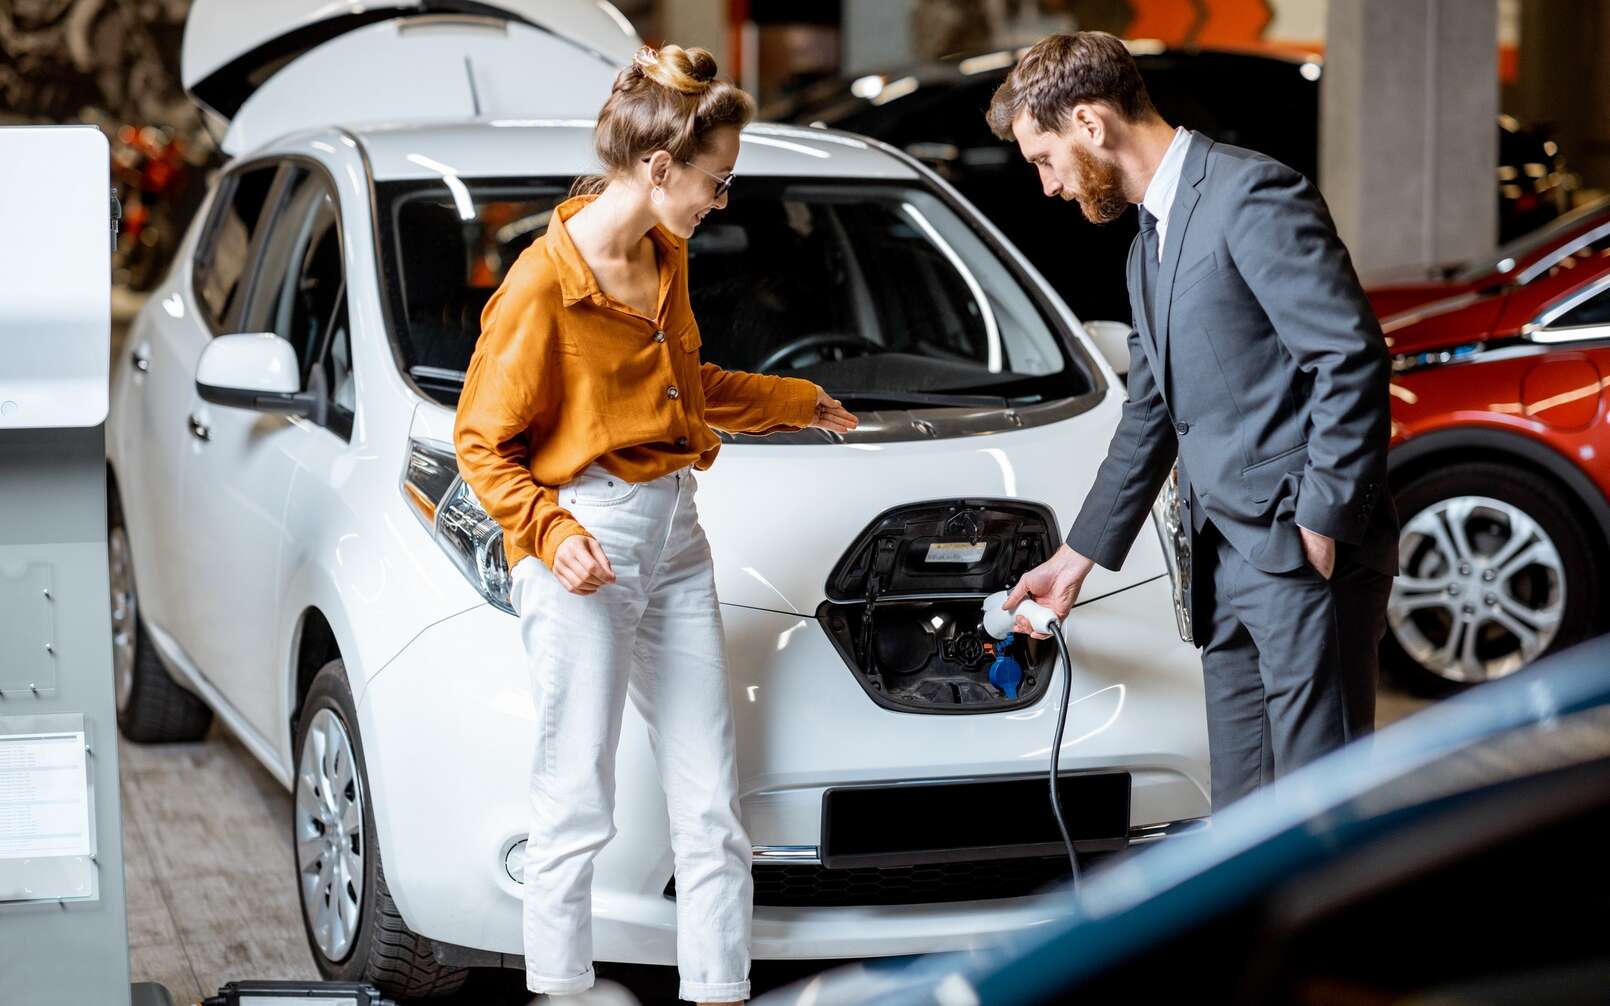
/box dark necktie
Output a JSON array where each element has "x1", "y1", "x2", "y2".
[{"x1": 1138, "y1": 208, "x2": 1159, "y2": 336}]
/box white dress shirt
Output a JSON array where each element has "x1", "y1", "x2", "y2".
[{"x1": 1140, "y1": 126, "x2": 1191, "y2": 262}]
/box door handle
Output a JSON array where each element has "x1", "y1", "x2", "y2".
[
  {"x1": 187, "y1": 414, "x2": 210, "y2": 442},
  {"x1": 130, "y1": 346, "x2": 150, "y2": 373}
]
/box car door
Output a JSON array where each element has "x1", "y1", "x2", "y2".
[
  {"x1": 126, "y1": 164, "x2": 279, "y2": 643},
  {"x1": 176, "y1": 161, "x2": 350, "y2": 743}
]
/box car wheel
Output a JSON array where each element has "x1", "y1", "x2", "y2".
[
  {"x1": 108, "y1": 483, "x2": 213, "y2": 742},
  {"x1": 293, "y1": 659, "x2": 469, "y2": 998},
  {"x1": 1383, "y1": 462, "x2": 1600, "y2": 695}
]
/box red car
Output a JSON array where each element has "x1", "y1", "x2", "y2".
[{"x1": 1382, "y1": 219, "x2": 1610, "y2": 693}]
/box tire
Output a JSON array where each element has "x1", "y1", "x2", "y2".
[
  {"x1": 292, "y1": 660, "x2": 470, "y2": 998},
  {"x1": 108, "y1": 483, "x2": 213, "y2": 742},
  {"x1": 1383, "y1": 461, "x2": 1601, "y2": 696}
]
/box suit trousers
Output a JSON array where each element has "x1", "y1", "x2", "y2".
[
  {"x1": 509, "y1": 460, "x2": 753, "y2": 1003},
  {"x1": 1194, "y1": 515, "x2": 1392, "y2": 812}
]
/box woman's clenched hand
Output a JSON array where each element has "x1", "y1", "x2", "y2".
[{"x1": 553, "y1": 534, "x2": 616, "y2": 594}]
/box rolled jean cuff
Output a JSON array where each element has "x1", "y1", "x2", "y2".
[
  {"x1": 679, "y1": 978, "x2": 751, "y2": 1002},
  {"x1": 526, "y1": 965, "x2": 595, "y2": 995}
]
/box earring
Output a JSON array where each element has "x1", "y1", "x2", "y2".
[{"x1": 651, "y1": 185, "x2": 665, "y2": 205}]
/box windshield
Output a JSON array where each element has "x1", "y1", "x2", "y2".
[
  {"x1": 1451, "y1": 196, "x2": 1610, "y2": 283},
  {"x1": 374, "y1": 177, "x2": 1092, "y2": 409}
]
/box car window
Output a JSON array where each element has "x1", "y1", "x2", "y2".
[
  {"x1": 1553, "y1": 284, "x2": 1610, "y2": 329},
  {"x1": 1530, "y1": 231, "x2": 1610, "y2": 287},
  {"x1": 241, "y1": 169, "x2": 341, "y2": 373},
  {"x1": 377, "y1": 177, "x2": 1089, "y2": 410},
  {"x1": 237, "y1": 164, "x2": 352, "y2": 435},
  {"x1": 322, "y1": 294, "x2": 355, "y2": 425},
  {"x1": 1456, "y1": 201, "x2": 1610, "y2": 283},
  {"x1": 194, "y1": 165, "x2": 277, "y2": 331}
]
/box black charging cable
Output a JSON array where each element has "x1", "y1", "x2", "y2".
[{"x1": 1046, "y1": 618, "x2": 1083, "y2": 889}]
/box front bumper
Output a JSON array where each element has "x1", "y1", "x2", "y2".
[{"x1": 356, "y1": 574, "x2": 1209, "y2": 964}]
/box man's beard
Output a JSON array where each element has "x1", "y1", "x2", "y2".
[{"x1": 1070, "y1": 145, "x2": 1129, "y2": 225}]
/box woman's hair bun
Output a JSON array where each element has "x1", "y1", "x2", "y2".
[{"x1": 633, "y1": 43, "x2": 718, "y2": 96}]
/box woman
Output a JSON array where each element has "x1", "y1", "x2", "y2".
[{"x1": 453, "y1": 44, "x2": 858, "y2": 1005}]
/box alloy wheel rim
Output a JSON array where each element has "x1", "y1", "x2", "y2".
[
  {"x1": 1389, "y1": 494, "x2": 1565, "y2": 683},
  {"x1": 108, "y1": 527, "x2": 137, "y2": 713},
  {"x1": 295, "y1": 707, "x2": 366, "y2": 961}
]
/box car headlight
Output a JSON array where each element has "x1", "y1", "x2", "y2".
[
  {"x1": 1390, "y1": 341, "x2": 1485, "y2": 373},
  {"x1": 1150, "y1": 464, "x2": 1193, "y2": 644},
  {"x1": 402, "y1": 437, "x2": 514, "y2": 614}
]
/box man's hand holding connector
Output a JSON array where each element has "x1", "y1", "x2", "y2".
[{"x1": 1001, "y1": 543, "x2": 1095, "y2": 639}]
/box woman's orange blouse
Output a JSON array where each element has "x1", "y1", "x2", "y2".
[{"x1": 453, "y1": 193, "x2": 820, "y2": 572}]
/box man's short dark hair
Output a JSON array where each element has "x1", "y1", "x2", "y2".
[{"x1": 986, "y1": 31, "x2": 1157, "y2": 140}]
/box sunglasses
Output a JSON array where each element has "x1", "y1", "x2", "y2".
[
  {"x1": 684, "y1": 159, "x2": 736, "y2": 199},
  {"x1": 642, "y1": 155, "x2": 736, "y2": 199}
]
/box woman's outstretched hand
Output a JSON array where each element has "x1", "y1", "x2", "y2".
[{"x1": 808, "y1": 386, "x2": 859, "y2": 433}]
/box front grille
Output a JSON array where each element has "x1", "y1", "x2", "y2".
[{"x1": 664, "y1": 855, "x2": 1092, "y2": 907}]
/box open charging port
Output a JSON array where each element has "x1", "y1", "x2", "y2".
[{"x1": 816, "y1": 500, "x2": 1061, "y2": 714}]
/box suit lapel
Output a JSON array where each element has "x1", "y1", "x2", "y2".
[{"x1": 1154, "y1": 131, "x2": 1212, "y2": 393}]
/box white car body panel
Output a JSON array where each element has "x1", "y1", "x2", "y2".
[
  {"x1": 181, "y1": 0, "x2": 640, "y2": 91},
  {"x1": 182, "y1": 1, "x2": 639, "y2": 155},
  {"x1": 106, "y1": 3, "x2": 1209, "y2": 971},
  {"x1": 360, "y1": 575, "x2": 1205, "y2": 961}
]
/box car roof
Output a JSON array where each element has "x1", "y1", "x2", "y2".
[{"x1": 348, "y1": 120, "x2": 922, "y2": 183}]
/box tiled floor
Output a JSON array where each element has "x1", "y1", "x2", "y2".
[
  {"x1": 120, "y1": 725, "x2": 323, "y2": 1004},
  {"x1": 120, "y1": 689, "x2": 1431, "y2": 1006}
]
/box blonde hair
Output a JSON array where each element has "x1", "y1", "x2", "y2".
[{"x1": 571, "y1": 44, "x2": 755, "y2": 197}]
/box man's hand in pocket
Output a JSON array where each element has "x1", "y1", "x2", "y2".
[{"x1": 1298, "y1": 525, "x2": 1335, "y2": 580}]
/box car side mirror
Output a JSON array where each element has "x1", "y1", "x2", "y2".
[
  {"x1": 195, "y1": 332, "x2": 318, "y2": 416},
  {"x1": 1082, "y1": 320, "x2": 1133, "y2": 378}
]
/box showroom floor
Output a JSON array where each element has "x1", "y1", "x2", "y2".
[{"x1": 119, "y1": 690, "x2": 1430, "y2": 1005}]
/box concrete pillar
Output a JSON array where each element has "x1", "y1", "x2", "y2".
[
  {"x1": 843, "y1": 0, "x2": 915, "y2": 74},
  {"x1": 656, "y1": 0, "x2": 729, "y2": 64},
  {"x1": 1322, "y1": 0, "x2": 1498, "y2": 278}
]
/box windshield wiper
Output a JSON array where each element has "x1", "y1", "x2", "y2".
[
  {"x1": 410, "y1": 365, "x2": 466, "y2": 386},
  {"x1": 826, "y1": 390, "x2": 1011, "y2": 408}
]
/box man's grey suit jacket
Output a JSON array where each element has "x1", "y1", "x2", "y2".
[{"x1": 1065, "y1": 130, "x2": 1399, "y2": 610}]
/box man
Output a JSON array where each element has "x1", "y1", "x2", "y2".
[{"x1": 991, "y1": 32, "x2": 1399, "y2": 811}]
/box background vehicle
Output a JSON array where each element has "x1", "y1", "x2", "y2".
[
  {"x1": 1382, "y1": 226, "x2": 1610, "y2": 693},
  {"x1": 771, "y1": 45, "x2": 1575, "y2": 330},
  {"x1": 755, "y1": 633, "x2": 1610, "y2": 1005}
]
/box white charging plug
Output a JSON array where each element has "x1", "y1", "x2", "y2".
[{"x1": 981, "y1": 588, "x2": 1058, "y2": 638}]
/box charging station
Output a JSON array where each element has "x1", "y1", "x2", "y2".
[{"x1": 0, "y1": 124, "x2": 174, "y2": 1006}]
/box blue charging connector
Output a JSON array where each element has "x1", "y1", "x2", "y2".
[{"x1": 987, "y1": 634, "x2": 1024, "y2": 699}]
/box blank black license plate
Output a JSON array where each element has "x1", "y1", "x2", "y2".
[{"x1": 821, "y1": 772, "x2": 1131, "y2": 869}]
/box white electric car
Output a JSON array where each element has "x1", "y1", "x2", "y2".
[{"x1": 106, "y1": 1, "x2": 1209, "y2": 997}]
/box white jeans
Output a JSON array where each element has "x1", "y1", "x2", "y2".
[{"x1": 508, "y1": 461, "x2": 753, "y2": 1003}]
